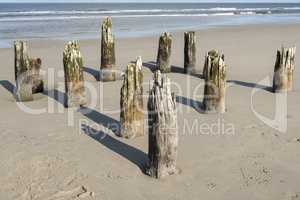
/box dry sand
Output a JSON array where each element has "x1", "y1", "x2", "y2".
[{"x1": 0, "y1": 24, "x2": 300, "y2": 200}]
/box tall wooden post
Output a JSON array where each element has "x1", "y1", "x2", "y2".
[
  {"x1": 273, "y1": 46, "x2": 296, "y2": 93},
  {"x1": 14, "y1": 41, "x2": 43, "y2": 101},
  {"x1": 63, "y1": 41, "x2": 86, "y2": 107},
  {"x1": 147, "y1": 70, "x2": 178, "y2": 179},
  {"x1": 203, "y1": 50, "x2": 226, "y2": 113},
  {"x1": 100, "y1": 17, "x2": 116, "y2": 82},
  {"x1": 156, "y1": 32, "x2": 172, "y2": 73},
  {"x1": 184, "y1": 31, "x2": 196, "y2": 74},
  {"x1": 120, "y1": 56, "x2": 144, "y2": 138},
  {"x1": 15, "y1": 41, "x2": 31, "y2": 82},
  {"x1": 30, "y1": 58, "x2": 43, "y2": 94}
]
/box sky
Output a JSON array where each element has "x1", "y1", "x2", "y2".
[{"x1": 0, "y1": 0, "x2": 299, "y2": 2}]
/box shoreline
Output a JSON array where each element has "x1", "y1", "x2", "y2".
[{"x1": 1, "y1": 22, "x2": 300, "y2": 49}]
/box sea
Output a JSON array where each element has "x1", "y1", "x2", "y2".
[{"x1": 1, "y1": 3, "x2": 300, "y2": 48}]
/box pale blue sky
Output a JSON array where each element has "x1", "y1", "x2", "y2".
[{"x1": 0, "y1": 0, "x2": 300, "y2": 2}]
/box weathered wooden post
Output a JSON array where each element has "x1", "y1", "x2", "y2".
[
  {"x1": 273, "y1": 46, "x2": 296, "y2": 93},
  {"x1": 14, "y1": 41, "x2": 44, "y2": 101},
  {"x1": 63, "y1": 41, "x2": 86, "y2": 107},
  {"x1": 15, "y1": 41, "x2": 30, "y2": 82},
  {"x1": 184, "y1": 31, "x2": 196, "y2": 74},
  {"x1": 147, "y1": 70, "x2": 178, "y2": 179},
  {"x1": 203, "y1": 50, "x2": 226, "y2": 113},
  {"x1": 156, "y1": 32, "x2": 172, "y2": 73},
  {"x1": 30, "y1": 58, "x2": 43, "y2": 93},
  {"x1": 14, "y1": 41, "x2": 33, "y2": 101},
  {"x1": 120, "y1": 56, "x2": 144, "y2": 138},
  {"x1": 100, "y1": 17, "x2": 116, "y2": 82}
]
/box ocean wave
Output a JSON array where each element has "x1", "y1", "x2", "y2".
[
  {"x1": 283, "y1": 7, "x2": 300, "y2": 10},
  {"x1": 1, "y1": 7, "x2": 299, "y2": 16},
  {"x1": 0, "y1": 9, "x2": 218, "y2": 16},
  {"x1": 0, "y1": 6, "x2": 298, "y2": 21},
  {"x1": 0, "y1": 13, "x2": 247, "y2": 22},
  {"x1": 240, "y1": 7, "x2": 271, "y2": 11},
  {"x1": 212, "y1": 12, "x2": 235, "y2": 16},
  {"x1": 208, "y1": 7, "x2": 237, "y2": 11},
  {"x1": 0, "y1": 11, "x2": 277, "y2": 22},
  {"x1": 239, "y1": 11, "x2": 256, "y2": 15},
  {"x1": 0, "y1": 9, "x2": 232, "y2": 16}
]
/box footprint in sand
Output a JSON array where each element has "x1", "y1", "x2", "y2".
[
  {"x1": 239, "y1": 154, "x2": 272, "y2": 188},
  {"x1": 46, "y1": 186, "x2": 95, "y2": 200}
]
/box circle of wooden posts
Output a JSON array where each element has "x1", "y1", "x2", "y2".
[
  {"x1": 203, "y1": 50, "x2": 227, "y2": 114},
  {"x1": 12, "y1": 24, "x2": 297, "y2": 179},
  {"x1": 156, "y1": 32, "x2": 172, "y2": 73},
  {"x1": 120, "y1": 57, "x2": 145, "y2": 138},
  {"x1": 273, "y1": 46, "x2": 296, "y2": 93},
  {"x1": 147, "y1": 70, "x2": 178, "y2": 179},
  {"x1": 14, "y1": 41, "x2": 44, "y2": 102},
  {"x1": 100, "y1": 17, "x2": 116, "y2": 82},
  {"x1": 184, "y1": 31, "x2": 196, "y2": 74},
  {"x1": 63, "y1": 41, "x2": 86, "y2": 107}
]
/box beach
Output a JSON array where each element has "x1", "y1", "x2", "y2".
[{"x1": 1, "y1": 24, "x2": 300, "y2": 199}]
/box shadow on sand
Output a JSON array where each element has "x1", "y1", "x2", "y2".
[
  {"x1": 79, "y1": 107, "x2": 121, "y2": 136},
  {"x1": 0, "y1": 80, "x2": 16, "y2": 95},
  {"x1": 227, "y1": 80, "x2": 273, "y2": 92},
  {"x1": 83, "y1": 66, "x2": 100, "y2": 81},
  {"x1": 44, "y1": 88, "x2": 67, "y2": 107},
  {"x1": 79, "y1": 107, "x2": 148, "y2": 173},
  {"x1": 1, "y1": 79, "x2": 149, "y2": 173},
  {"x1": 143, "y1": 61, "x2": 156, "y2": 73},
  {"x1": 143, "y1": 61, "x2": 203, "y2": 79},
  {"x1": 176, "y1": 95, "x2": 204, "y2": 113}
]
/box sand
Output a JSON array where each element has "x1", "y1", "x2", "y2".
[{"x1": 0, "y1": 24, "x2": 300, "y2": 200}]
